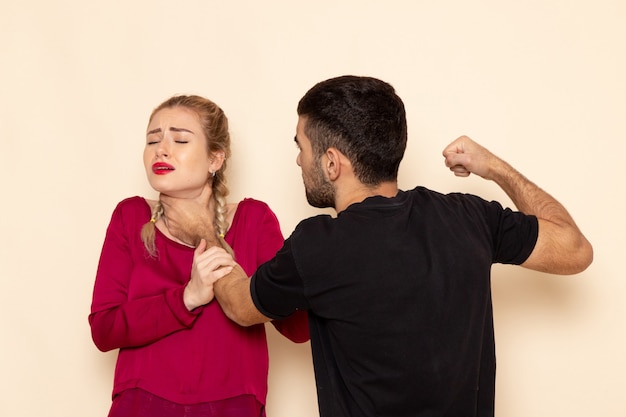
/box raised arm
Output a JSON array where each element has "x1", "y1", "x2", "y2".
[{"x1": 442, "y1": 135, "x2": 593, "y2": 275}]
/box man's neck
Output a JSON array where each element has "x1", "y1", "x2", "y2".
[{"x1": 335, "y1": 181, "x2": 399, "y2": 213}]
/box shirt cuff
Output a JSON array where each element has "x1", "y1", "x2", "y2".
[{"x1": 164, "y1": 285, "x2": 202, "y2": 327}]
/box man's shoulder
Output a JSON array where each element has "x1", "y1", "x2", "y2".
[
  {"x1": 286, "y1": 214, "x2": 334, "y2": 242},
  {"x1": 406, "y1": 186, "x2": 495, "y2": 209},
  {"x1": 295, "y1": 213, "x2": 334, "y2": 229}
]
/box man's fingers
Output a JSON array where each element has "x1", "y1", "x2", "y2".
[
  {"x1": 194, "y1": 239, "x2": 207, "y2": 255},
  {"x1": 450, "y1": 165, "x2": 471, "y2": 176}
]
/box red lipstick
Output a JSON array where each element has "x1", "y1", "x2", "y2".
[{"x1": 152, "y1": 162, "x2": 175, "y2": 175}]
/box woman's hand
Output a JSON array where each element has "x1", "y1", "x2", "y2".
[{"x1": 183, "y1": 240, "x2": 236, "y2": 310}]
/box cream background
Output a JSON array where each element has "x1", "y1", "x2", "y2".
[{"x1": 1, "y1": 1, "x2": 624, "y2": 416}]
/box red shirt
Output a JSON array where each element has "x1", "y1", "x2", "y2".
[{"x1": 89, "y1": 197, "x2": 309, "y2": 405}]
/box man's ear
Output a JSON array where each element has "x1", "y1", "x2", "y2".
[{"x1": 325, "y1": 147, "x2": 344, "y2": 181}]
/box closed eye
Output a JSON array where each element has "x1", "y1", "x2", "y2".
[{"x1": 146, "y1": 132, "x2": 161, "y2": 145}]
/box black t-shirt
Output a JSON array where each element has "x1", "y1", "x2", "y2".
[{"x1": 251, "y1": 187, "x2": 538, "y2": 417}]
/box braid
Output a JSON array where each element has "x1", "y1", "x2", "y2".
[
  {"x1": 141, "y1": 201, "x2": 164, "y2": 257},
  {"x1": 212, "y1": 171, "x2": 235, "y2": 258}
]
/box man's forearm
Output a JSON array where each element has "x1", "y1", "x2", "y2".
[
  {"x1": 491, "y1": 159, "x2": 574, "y2": 227},
  {"x1": 214, "y1": 265, "x2": 271, "y2": 326}
]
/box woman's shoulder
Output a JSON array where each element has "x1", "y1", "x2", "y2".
[
  {"x1": 236, "y1": 197, "x2": 272, "y2": 212},
  {"x1": 114, "y1": 196, "x2": 150, "y2": 211},
  {"x1": 230, "y1": 197, "x2": 278, "y2": 227},
  {"x1": 109, "y1": 196, "x2": 151, "y2": 223},
  {"x1": 233, "y1": 198, "x2": 283, "y2": 219}
]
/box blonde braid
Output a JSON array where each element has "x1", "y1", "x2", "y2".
[
  {"x1": 212, "y1": 171, "x2": 235, "y2": 258},
  {"x1": 141, "y1": 201, "x2": 164, "y2": 257}
]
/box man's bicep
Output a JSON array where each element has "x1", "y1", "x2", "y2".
[
  {"x1": 520, "y1": 219, "x2": 570, "y2": 273},
  {"x1": 521, "y1": 219, "x2": 579, "y2": 275},
  {"x1": 250, "y1": 246, "x2": 308, "y2": 319}
]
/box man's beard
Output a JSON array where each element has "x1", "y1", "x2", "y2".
[{"x1": 304, "y1": 164, "x2": 335, "y2": 209}]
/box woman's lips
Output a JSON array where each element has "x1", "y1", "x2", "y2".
[{"x1": 152, "y1": 162, "x2": 175, "y2": 175}]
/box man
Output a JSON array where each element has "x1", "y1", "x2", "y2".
[{"x1": 164, "y1": 75, "x2": 592, "y2": 416}]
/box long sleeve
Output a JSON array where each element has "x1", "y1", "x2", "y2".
[{"x1": 89, "y1": 197, "x2": 200, "y2": 352}]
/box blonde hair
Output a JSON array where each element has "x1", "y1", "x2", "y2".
[{"x1": 141, "y1": 95, "x2": 234, "y2": 258}]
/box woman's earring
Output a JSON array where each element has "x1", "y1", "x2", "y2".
[{"x1": 210, "y1": 170, "x2": 216, "y2": 177}]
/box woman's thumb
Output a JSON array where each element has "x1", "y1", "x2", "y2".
[{"x1": 195, "y1": 238, "x2": 207, "y2": 255}]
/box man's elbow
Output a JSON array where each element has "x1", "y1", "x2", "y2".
[
  {"x1": 575, "y1": 237, "x2": 594, "y2": 273},
  {"x1": 561, "y1": 236, "x2": 594, "y2": 275},
  {"x1": 236, "y1": 316, "x2": 263, "y2": 327},
  {"x1": 224, "y1": 308, "x2": 259, "y2": 327},
  {"x1": 219, "y1": 299, "x2": 270, "y2": 327}
]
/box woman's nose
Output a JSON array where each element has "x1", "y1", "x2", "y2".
[{"x1": 156, "y1": 142, "x2": 169, "y2": 158}]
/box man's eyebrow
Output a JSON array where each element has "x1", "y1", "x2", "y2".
[{"x1": 294, "y1": 135, "x2": 299, "y2": 144}]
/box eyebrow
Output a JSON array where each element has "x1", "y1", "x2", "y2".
[{"x1": 147, "y1": 127, "x2": 195, "y2": 135}]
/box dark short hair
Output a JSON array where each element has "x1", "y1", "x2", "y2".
[{"x1": 297, "y1": 75, "x2": 407, "y2": 185}]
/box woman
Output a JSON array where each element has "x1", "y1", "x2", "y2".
[{"x1": 89, "y1": 95, "x2": 309, "y2": 417}]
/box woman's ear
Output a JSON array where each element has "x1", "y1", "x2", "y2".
[{"x1": 209, "y1": 151, "x2": 226, "y2": 174}]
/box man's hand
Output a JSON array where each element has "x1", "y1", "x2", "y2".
[
  {"x1": 183, "y1": 240, "x2": 236, "y2": 311},
  {"x1": 160, "y1": 185, "x2": 217, "y2": 247},
  {"x1": 442, "y1": 135, "x2": 504, "y2": 180}
]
